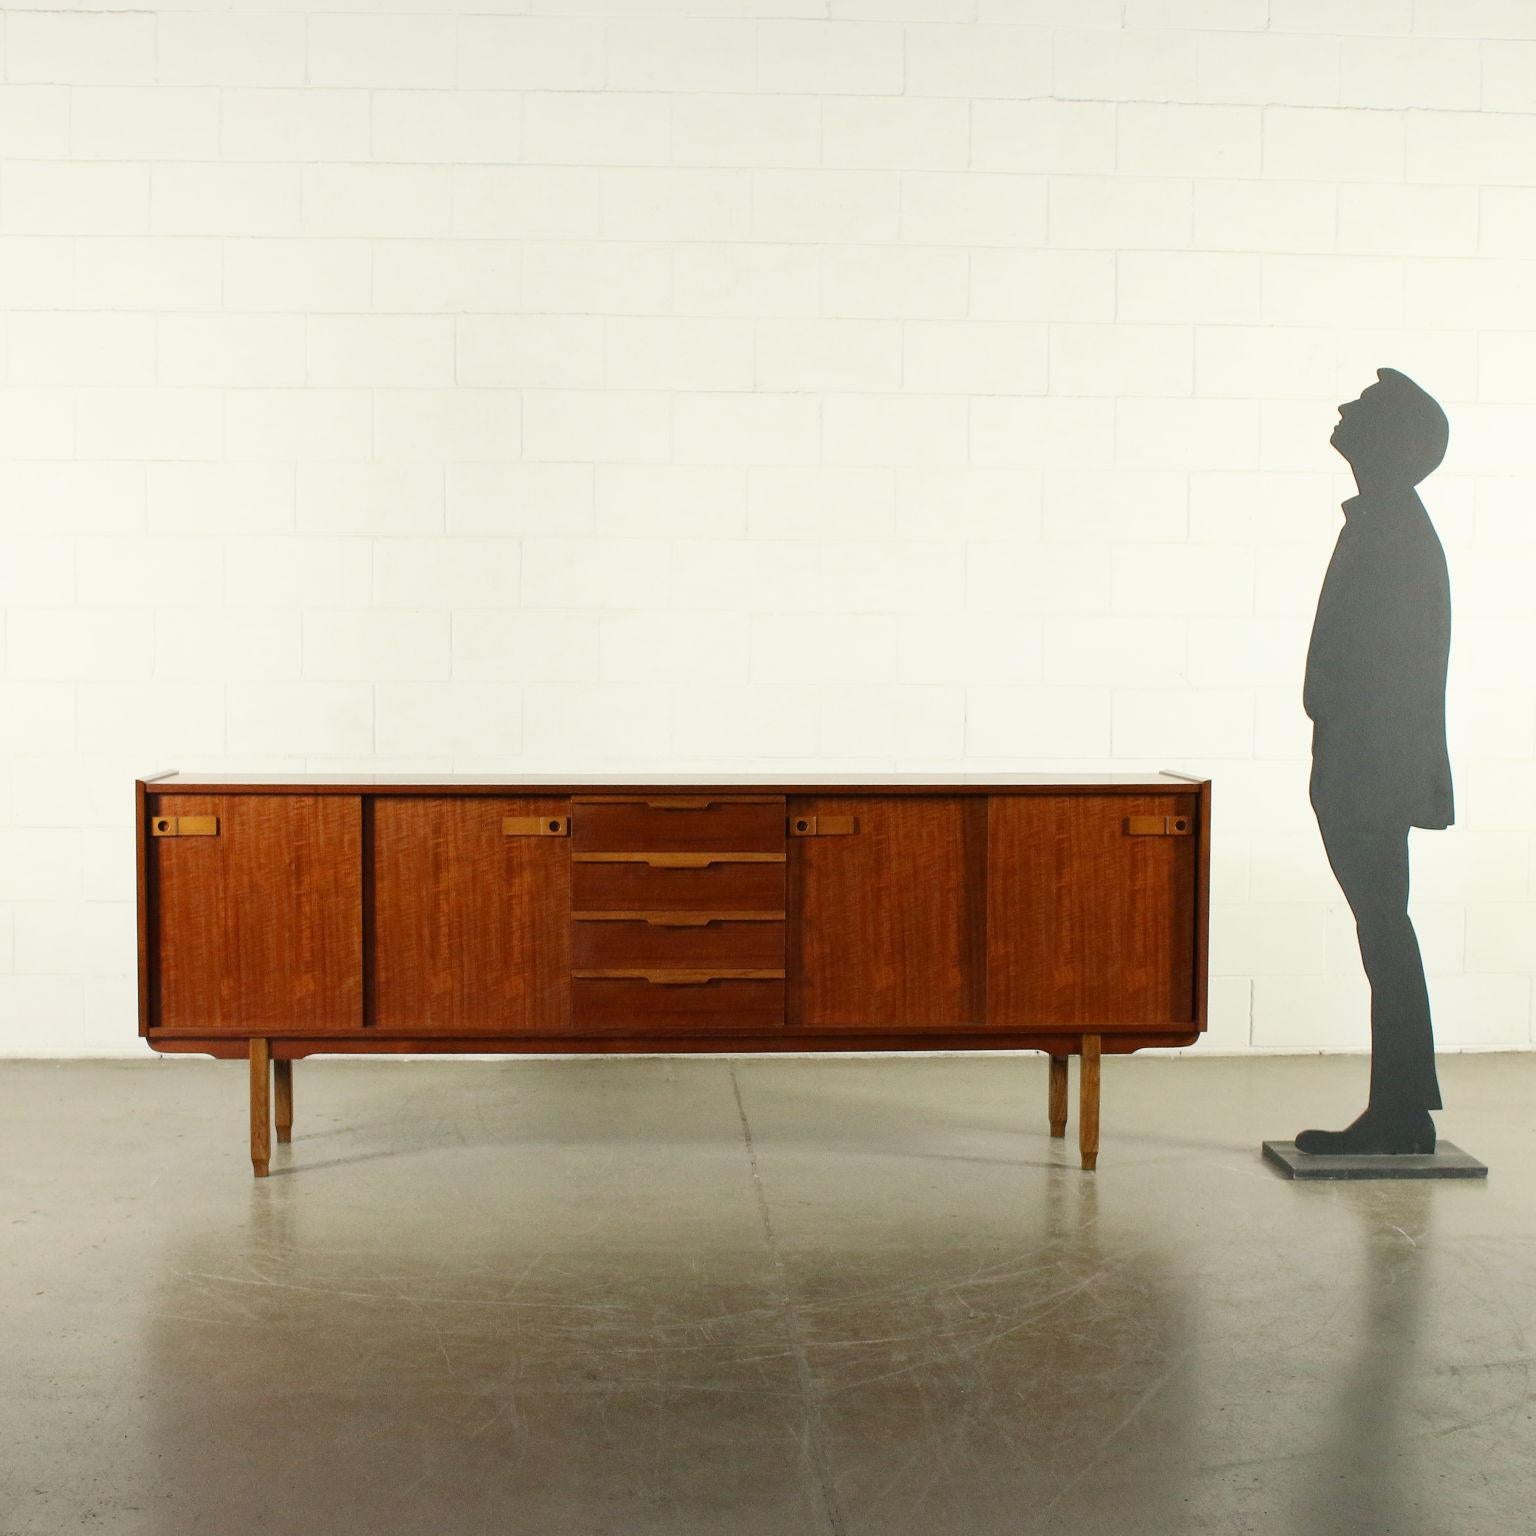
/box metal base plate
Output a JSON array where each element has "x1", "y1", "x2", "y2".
[{"x1": 1262, "y1": 1139, "x2": 1488, "y2": 1180}]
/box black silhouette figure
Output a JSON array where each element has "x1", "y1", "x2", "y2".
[{"x1": 1295, "y1": 368, "x2": 1453, "y2": 1157}]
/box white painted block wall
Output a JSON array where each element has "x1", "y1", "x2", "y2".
[{"x1": 0, "y1": 0, "x2": 1533, "y2": 1058}]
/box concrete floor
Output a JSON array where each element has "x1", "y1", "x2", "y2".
[{"x1": 1, "y1": 1053, "x2": 1533, "y2": 1536}]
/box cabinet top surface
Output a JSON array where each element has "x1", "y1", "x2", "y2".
[{"x1": 143, "y1": 770, "x2": 1207, "y2": 793}]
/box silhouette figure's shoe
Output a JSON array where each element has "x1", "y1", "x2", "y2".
[{"x1": 1295, "y1": 1106, "x2": 1436, "y2": 1155}]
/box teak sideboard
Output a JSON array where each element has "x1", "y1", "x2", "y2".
[{"x1": 136, "y1": 771, "x2": 1211, "y2": 1177}]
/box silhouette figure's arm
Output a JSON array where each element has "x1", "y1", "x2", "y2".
[{"x1": 1303, "y1": 528, "x2": 1370, "y2": 725}]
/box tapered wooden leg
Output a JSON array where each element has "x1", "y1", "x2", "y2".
[
  {"x1": 250, "y1": 1038, "x2": 271, "y2": 1178},
  {"x1": 1079, "y1": 1034, "x2": 1101, "y2": 1172},
  {"x1": 274, "y1": 1058, "x2": 293, "y2": 1144},
  {"x1": 1048, "y1": 1055, "x2": 1069, "y2": 1138}
]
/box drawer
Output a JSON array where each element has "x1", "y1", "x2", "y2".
[
  {"x1": 571, "y1": 794, "x2": 785, "y2": 855},
  {"x1": 572, "y1": 856, "x2": 785, "y2": 913},
  {"x1": 571, "y1": 975, "x2": 785, "y2": 1031},
  {"x1": 572, "y1": 912, "x2": 784, "y2": 971}
]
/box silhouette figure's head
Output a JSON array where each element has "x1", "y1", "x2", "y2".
[{"x1": 1331, "y1": 368, "x2": 1449, "y2": 492}]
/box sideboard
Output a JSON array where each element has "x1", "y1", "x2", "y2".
[{"x1": 136, "y1": 771, "x2": 1211, "y2": 1176}]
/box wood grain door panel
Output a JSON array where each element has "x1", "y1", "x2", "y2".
[
  {"x1": 150, "y1": 794, "x2": 362, "y2": 1032},
  {"x1": 370, "y1": 796, "x2": 570, "y2": 1033},
  {"x1": 788, "y1": 795, "x2": 985, "y2": 1028},
  {"x1": 987, "y1": 793, "x2": 1198, "y2": 1027}
]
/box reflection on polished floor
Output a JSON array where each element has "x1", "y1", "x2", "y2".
[{"x1": 2, "y1": 1053, "x2": 1532, "y2": 1536}]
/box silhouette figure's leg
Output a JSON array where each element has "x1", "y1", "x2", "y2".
[
  {"x1": 249, "y1": 1038, "x2": 271, "y2": 1178},
  {"x1": 1079, "y1": 1036, "x2": 1101, "y2": 1171},
  {"x1": 1357, "y1": 826, "x2": 1440, "y2": 1112},
  {"x1": 1317, "y1": 812, "x2": 1442, "y2": 1114},
  {"x1": 1048, "y1": 1055, "x2": 1069, "y2": 1138},
  {"x1": 274, "y1": 1058, "x2": 293, "y2": 1144}
]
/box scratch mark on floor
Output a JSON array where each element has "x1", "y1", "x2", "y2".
[{"x1": 731, "y1": 1064, "x2": 847, "y2": 1536}]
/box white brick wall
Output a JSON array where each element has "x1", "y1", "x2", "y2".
[{"x1": 1, "y1": 0, "x2": 1533, "y2": 1060}]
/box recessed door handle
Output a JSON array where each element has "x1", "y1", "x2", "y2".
[
  {"x1": 150, "y1": 815, "x2": 219, "y2": 838},
  {"x1": 1125, "y1": 815, "x2": 1192, "y2": 836},
  {"x1": 789, "y1": 815, "x2": 857, "y2": 836},
  {"x1": 504, "y1": 815, "x2": 569, "y2": 837}
]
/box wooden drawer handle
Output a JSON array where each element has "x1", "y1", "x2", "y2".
[
  {"x1": 572, "y1": 913, "x2": 723, "y2": 926},
  {"x1": 646, "y1": 911, "x2": 783, "y2": 924},
  {"x1": 574, "y1": 795, "x2": 780, "y2": 808},
  {"x1": 572, "y1": 852, "x2": 784, "y2": 868},
  {"x1": 575, "y1": 968, "x2": 784, "y2": 985},
  {"x1": 571, "y1": 911, "x2": 786, "y2": 925}
]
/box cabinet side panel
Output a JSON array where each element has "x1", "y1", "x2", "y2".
[
  {"x1": 789, "y1": 795, "x2": 982, "y2": 1028},
  {"x1": 987, "y1": 793, "x2": 1198, "y2": 1027},
  {"x1": 136, "y1": 779, "x2": 150, "y2": 1036},
  {"x1": 371, "y1": 796, "x2": 571, "y2": 1032},
  {"x1": 151, "y1": 794, "x2": 362, "y2": 1032}
]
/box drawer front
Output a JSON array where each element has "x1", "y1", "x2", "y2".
[
  {"x1": 571, "y1": 794, "x2": 785, "y2": 855},
  {"x1": 572, "y1": 857, "x2": 785, "y2": 912},
  {"x1": 571, "y1": 975, "x2": 784, "y2": 1031},
  {"x1": 572, "y1": 914, "x2": 784, "y2": 971}
]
